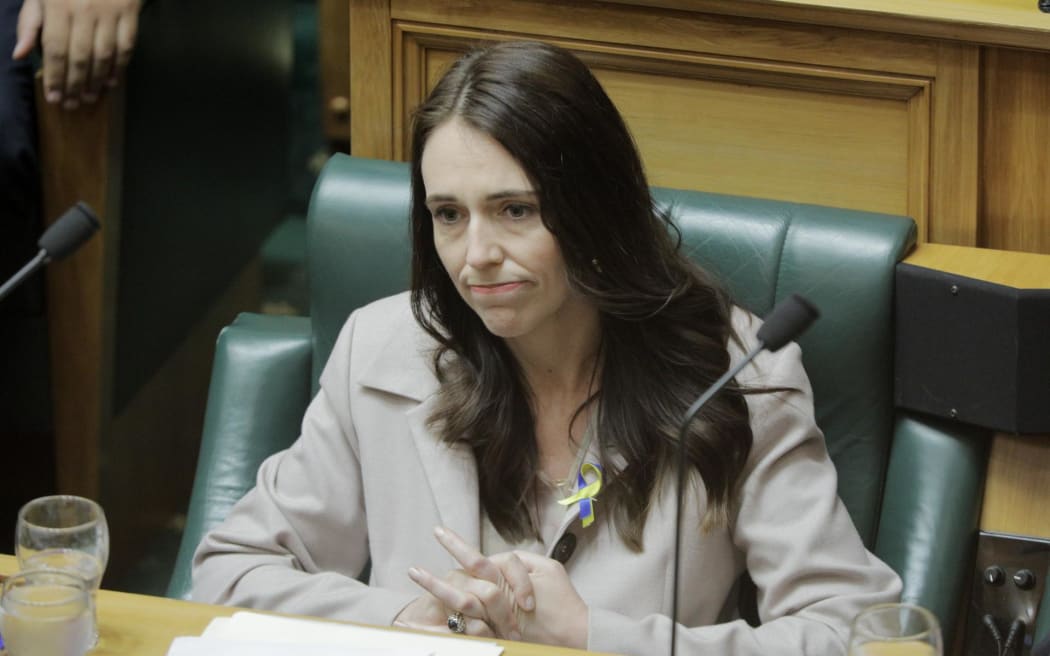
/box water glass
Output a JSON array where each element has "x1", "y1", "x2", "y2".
[
  {"x1": 15, "y1": 495, "x2": 109, "y2": 646},
  {"x1": 849, "y1": 603, "x2": 943, "y2": 656},
  {"x1": 1, "y1": 569, "x2": 93, "y2": 656}
]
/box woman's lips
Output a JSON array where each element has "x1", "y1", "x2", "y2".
[{"x1": 469, "y1": 281, "x2": 526, "y2": 295}]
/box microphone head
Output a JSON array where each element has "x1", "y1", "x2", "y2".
[
  {"x1": 756, "y1": 293, "x2": 820, "y2": 351},
  {"x1": 38, "y1": 202, "x2": 101, "y2": 261}
]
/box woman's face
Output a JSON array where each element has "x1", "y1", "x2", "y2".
[{"x1": 421, "y1": 118, "x2": 595, "y2": 344}]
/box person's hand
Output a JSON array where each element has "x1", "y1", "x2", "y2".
[
  {"x1": 12, "y1": 0, "x2": 142, "y2": 109},
  {"x1": 394, "y1": 574, "x2": 499, "y2": 638},
  {"x1": 401, "y1": 527, "x2": 535, "y2": 640},
  {"x1": 509, "y1": 551, "x2": 588, "y2": 649}
]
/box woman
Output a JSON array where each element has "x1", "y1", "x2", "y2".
[{"x1": 192, "y1": 41, "x2": 900, "y2": 655}]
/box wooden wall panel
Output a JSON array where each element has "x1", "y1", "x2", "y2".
[
  {"x1": 392, "y1": 22, "x2": 955, "y2": 236},
  {"x1": 349, "y1": 0, "x2": 393, "y2": 159},
  {"x1": 594, "y1": 68, "x2": 911, "y2": 214},
  {"x1": 35, "y1": 84, "x2": 125, "y2": 499},
  {"x1": 349, "y1": 1, "x2": 1050, "y2": 251},
  {"x1": 391, "y1": 0, "x2": 945, "y2": 77},
  {"x1": 981, "y1": 47, "x2": 1050, "y2": 255},
  {"x1": 357, "y1": 1, "x2": 982, "y2": 244},
  {"x1": 981, "y1": 434, "x2": 1050, "y2": 537},
  {"x1": 929, "y1": 42, "x2": 980, "y2": 246},
  {"x1": 412, "y1": 32, "x2": 922, "y2": 208},
  {"x1": 318, "y1": 0, "x2": 351, "y2": 147}
]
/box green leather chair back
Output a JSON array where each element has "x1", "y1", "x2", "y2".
[
  {"x1": 308, "y1": 157, "x2": 412, "y2": 381},
  {"x1": 170, "y1": 155, "x2": 987, "y2": 649}
]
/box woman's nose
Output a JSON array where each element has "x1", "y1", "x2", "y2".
[{"x1": 464, "y1": 218, "x2": 504, "y2": 268}]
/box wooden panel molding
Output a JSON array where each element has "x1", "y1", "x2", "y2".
[
  {"x1": 929, "y1": 42, "x2": 980, "y2": 246},
  {"x1": 390, "y1": 0, "x2": 946, "y2": 76}
]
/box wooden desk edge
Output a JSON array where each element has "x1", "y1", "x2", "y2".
[
  {"x1": 903, "y1": 243, "x2": 1050, "y2": 290},
  {"x1": 604, "y1": 0, "x2": 1050, "y2": 51},
  {"x1": 0, "y1": 555, "x2": 611, "y2": 656}
]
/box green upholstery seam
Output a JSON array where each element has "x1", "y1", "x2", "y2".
[{"x1": 769, "y1": 206, "x2": 794, "y2": 304}]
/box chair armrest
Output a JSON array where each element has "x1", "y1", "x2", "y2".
[
  {"x1": 875, "y1": 413, "x2": 990, "y2": 645},
  {"x1": 166, "y1": 313, "x2": 314, "y2": 600}
]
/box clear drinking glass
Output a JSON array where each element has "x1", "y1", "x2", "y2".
[
  {"x1": 849, "y1": 603, "x2": 943, "y2": 656},
  {"x1": 1, "y1": 569, "x2": 93, "y2": 656},
  {"x1": 15, "y1": 495, "x2": 109, "y2": 646}
]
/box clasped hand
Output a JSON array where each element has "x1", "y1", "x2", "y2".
[
  {"x1": 394, "y1": 526, "x2": 589, "y2": 649},
  {"x1": 13, "y1": 0, "x2": 142, "y2": 109}
]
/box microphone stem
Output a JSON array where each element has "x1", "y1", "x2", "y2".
[
  {"x1": 0, "y1": 249, "x2": 48, "y2": 302},
  {"x1": 670, "y1": 341, "x2": 765, "y2": 656}
]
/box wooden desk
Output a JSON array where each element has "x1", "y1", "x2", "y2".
[{"x1": 0, "y1": 556, "x2": 603, "y2": 656}]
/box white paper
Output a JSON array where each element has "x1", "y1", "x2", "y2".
[
  {"x1": 167, "y1": 636, "x2": 431, "y2": 656},
  {"x1": 200, "y1": 611, "x2": 503, "y2": 656}
]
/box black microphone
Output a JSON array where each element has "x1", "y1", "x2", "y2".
[
  {"x1": 0, "y1": 202, "x2": 100, "y2": 302},
  {"x1": 669, "y1": 293, "x2": 819, "y2": 656}
]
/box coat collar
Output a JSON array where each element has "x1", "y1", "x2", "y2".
[{"x1": 357, "y1": 312, "x2": 440, "y2": 402}]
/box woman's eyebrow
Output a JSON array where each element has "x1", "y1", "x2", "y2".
[
  {"x1": 486, "y1": 190, "x2": 537, "y2": 200},
  {"x1": 425, "y1": 190, "x2": 537, "y2": 204}
]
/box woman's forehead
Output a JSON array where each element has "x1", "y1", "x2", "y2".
[{"x1": 421, "y1": 119, "x2": 533, "y2": 199}]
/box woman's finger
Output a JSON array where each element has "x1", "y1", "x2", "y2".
[
  {"x1": 407, "y1": 566, "x2": 521, "y2": 640},
  {"x1": 394, "y1": 616, "x2": 495, "y2": 638},
  {"x1": 434, "y1": 526, "x2": 534, "y2": 613},
  {"x1": 434, "y1": 526, "x2": 502, "y2": 581},
  {"x1": 490, "y1": 550, "x2": 536, "y2": 612},
  {"x1": 407, "y1": 566, "x2": 485, "y2": 618}
]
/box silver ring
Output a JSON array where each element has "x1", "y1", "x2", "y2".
[{"x1": 447, "y1": 610, "x2": 466, "y2": 634}]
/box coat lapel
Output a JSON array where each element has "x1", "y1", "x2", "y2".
[
  {"x1": 357, "y1": 310, "x2": 481, "y2": 547},
  {"x1": 406, "y1": 398, "x2": 481, "y2": 547}
]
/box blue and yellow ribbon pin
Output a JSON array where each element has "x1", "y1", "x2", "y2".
[{"x1": 558, "y1": 462, "x2": 603, "y2": 527}]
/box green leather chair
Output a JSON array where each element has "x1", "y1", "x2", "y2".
[{"x1": 167, "y1": 154, "x2": 988, "y2": 648}]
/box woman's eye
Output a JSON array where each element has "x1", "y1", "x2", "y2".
[
  {"x1": 503, "y1": 203, "x2": 534, "y2": 220},
  {"x1": 432, "y1": 207, "x2": 461, "y2": 224}
]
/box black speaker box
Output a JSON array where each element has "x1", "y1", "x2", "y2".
[{"x1": 895, "y1": 263, "x2": 1050, "y2": 434}]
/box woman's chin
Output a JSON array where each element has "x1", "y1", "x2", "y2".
[
  {"x1": 477, "y1": 312, "x2": 528, "y2": 340},
  {"x1": 481, "y1": 321, "x2": 525, "y2": 339}
]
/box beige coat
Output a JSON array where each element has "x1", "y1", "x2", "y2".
[{"x1": 192, "y1": 292, "x2": 901, "y2": 655}]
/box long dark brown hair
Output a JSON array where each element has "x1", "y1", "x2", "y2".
[{"x1": 409, "y1": 41, "x2": 752, "y2": 549}]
